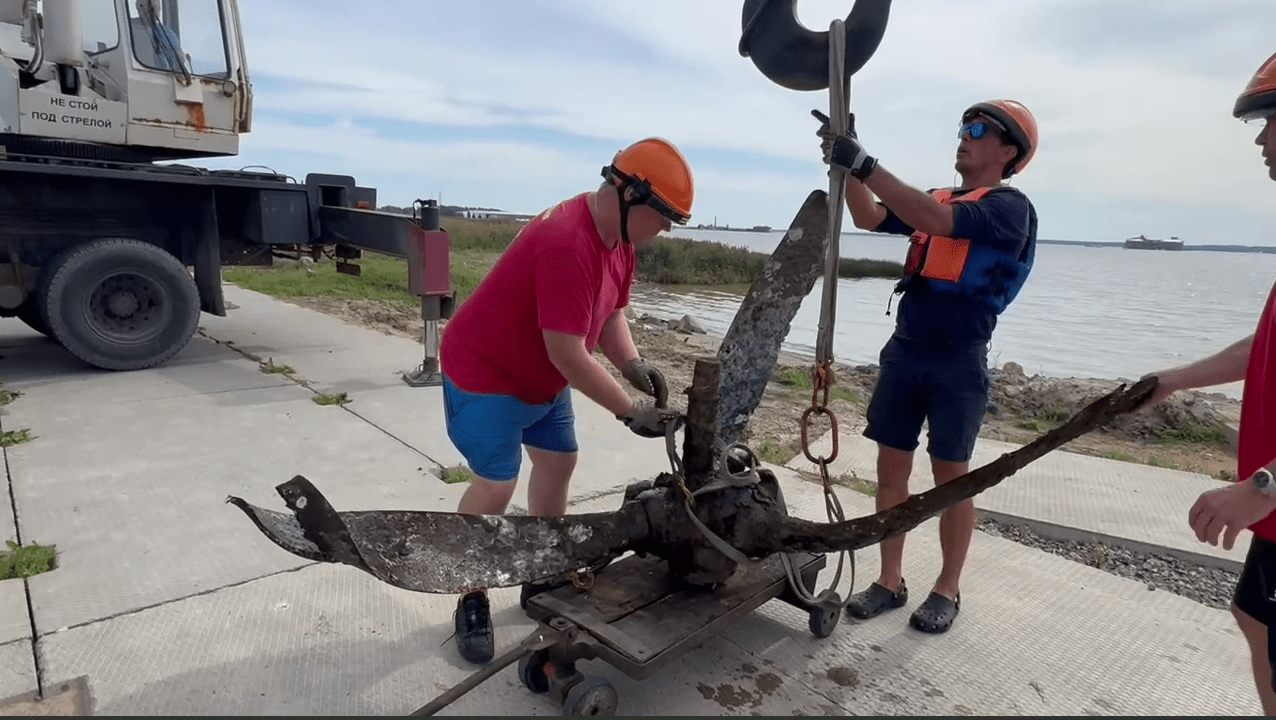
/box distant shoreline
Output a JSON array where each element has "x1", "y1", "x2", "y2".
[{"x1": 679, "y1": 227, "x2": 1276, "y2": 255}]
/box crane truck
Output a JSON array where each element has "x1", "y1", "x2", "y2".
[{"x1": 0, "y1": 0, "x2": 454, "y2": 378}]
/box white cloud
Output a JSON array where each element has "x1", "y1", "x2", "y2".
[{"x1": 223, "y1": 0, "x2": 1276, "y2": 242}]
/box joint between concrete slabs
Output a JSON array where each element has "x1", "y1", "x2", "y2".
[
  {"x1": 200, "y1": 328, "x2": 450, "y2": 475},
  {"x1": 33, "y1": 563, "x2": 319, "y2": 639}
]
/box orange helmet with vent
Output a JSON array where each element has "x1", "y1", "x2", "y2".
[
  {"x1": 1235, "y1": 51, "x2": 1276, "y2": 122},
  {"x1": 602, "y1": 138, "x2": 694, "y2": 241},
  {"x1": 962, "y1": 99, "x2": 1039, "y2": 178}
]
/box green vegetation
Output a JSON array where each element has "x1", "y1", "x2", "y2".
[
  {"x1": 1101, "y1": 450, "x2": 1137, "y2": 463},
  {"x1": 0, "y1": 429, "x2": 32, "y2": 447},
  {"x1": 313, "y1": 392, "x2": 351, "y2": 406},
  {"x1": 0, "y1": 383, "x2": 20, "y2": 406},
  {"x1": 441, "y1": 465, "x2": 474, "y2": 484},
  {"x1": 756, "y1": 438, "x2": 801, "y2": 466},
  {"x1": 639, "y1": 236, "x2": 902, "y2": 285},
  {"x1": 223, "y1": 216, "x2": 524, "y2": 309},
  {"x1": 223, "y1": 217, "x2": 905, "y2": 309},
  {"x1": 776, "y1": 366, "x2": 860, "y2": 404},
  {"x1": 835, "y1": 472, "x2": 877, "y2": 497},
  {"x1": 0, "y1": 540, "x2": 56, "y2": 581},
  {"x1": 1153, "y1": 418, "x2": 1228, "y2": 446},
  {"x1": 260, "y1": 358, "x2": 295, "y2": 376}
]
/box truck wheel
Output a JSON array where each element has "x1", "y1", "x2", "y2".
[{"x1": 42, "y1": 239, "x2": 200, "y2": 371}]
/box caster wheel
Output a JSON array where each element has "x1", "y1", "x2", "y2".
[
  {"x1": 518, "y1": 649, "x2": 551, "y2": 694},
  {"x1": 562, "y1": 676, "x2": 618, "y2": 716},
  {"x1": 809, "y1": 599, "x2": 841, "y2": 639}
]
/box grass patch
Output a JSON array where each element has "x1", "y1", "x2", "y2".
[
  {"x1": 313, "y1": 392, "x2": 350, "y2": 406},
  {"x1": 441, "y1": 465, "x2": 473, "y2": 484},
  {"x1": 260, "y1": 358, "x2": 295, "y2": 376},
  {"x1": 835, "y1": 472, "x2": 877, "y2": 497},
  {"x1": 1145, "y1": 454, "x2": 1178, "y2": 469},
  {"x1": 1015, "y1": 419, "x2": 1043, "y2": 432},
  {"x1": 0, "y1": 383, "x2": 20, "y2": 406},
  {"x1": 221, "y1": 216, "x2": 904, "y2": 309},
  {"x1": 1154, "y1": 420, "x2": 1228, "y2": 446},
  {"x1": 776, "y1": 366, "x2": 860, "y2": 404},
  {"x1": 0, "y1": 540, "x2": 56, "y2": 580},
  {"x1": 1101, "y1": 450, "x2": 1138, "y2": 463},
  {"x1": 0, "y1": 429, "x2": 32, "y2": 447},
  {"x1": 756, "y1": 437, "x2": 801, "y2": 466},
  {"x1": 640, "y1": 236, "x2": 903, "y2": 285},
  {"x1": 222, "y1": 216, "x2": 524, "y2": 310}
]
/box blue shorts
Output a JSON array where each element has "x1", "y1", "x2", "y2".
[
  {"x1": 862, "y1": 336, "x2": 989, "y2": 463},
  {"x1": 441, "y1": 374, "x2": 578, "y2": 482}
]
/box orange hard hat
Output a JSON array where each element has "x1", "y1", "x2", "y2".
[
  {"x1": 604, "y1": 137, "x2": 694, "y2": 224},
  {"x1": 962, "y1": 99, "x2": 1039, "y2": 178},
  {"x1": 1235, "y1": 51, "x2": 1276, "y2": 121}
]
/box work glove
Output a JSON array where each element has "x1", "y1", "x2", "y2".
[
  {"x1": 811, "y1": 109, "x2": 877, "y2": 180},
  {"x1": 622, "y1": 358, "x2": 669, "y2": 408},
  {"x1": 617, "y1": 400, "x2": 684, "y2": 439}
]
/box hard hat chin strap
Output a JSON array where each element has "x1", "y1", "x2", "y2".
[{"x1": 603, "y1": 165, "x2": 643, "y2": 244}]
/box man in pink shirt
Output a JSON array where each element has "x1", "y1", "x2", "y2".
[
  {"x1": 1138, "y1": 50, "x2": 1276, "y2": 712},
  {"x1": 439, "y1": 137, "x2": 695, "y2": 664}
]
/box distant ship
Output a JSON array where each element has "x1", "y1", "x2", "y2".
[{"x1": 1123, "y1": 235, "x2": 1184, "y2": 251}]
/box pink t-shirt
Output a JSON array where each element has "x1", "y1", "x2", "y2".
[
  {"x1": 440, "y1": 193, "x2": 635, "y2": 405},
  {"x1": 1241, "y1": 280, "x2": 1276, "y2": 541}
]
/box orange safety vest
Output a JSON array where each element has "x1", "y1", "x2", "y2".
[{"x1": 902, "y1": 187, "x2": 994, "y2": 282}]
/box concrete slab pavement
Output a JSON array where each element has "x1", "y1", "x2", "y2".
[
  {"x1": 0, "y1": 285, "x2": 1264, "y2": 715},
  {"x1": 29, "y1": 471, "x2": 1259, "y2": 715},
  {"x1": 198, "y1": 286, "x2": 683, "y2": 509},
  {"x1": 788, "y1": 431, "x2": 1248, "y2": 570}
]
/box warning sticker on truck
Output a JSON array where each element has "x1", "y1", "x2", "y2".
[{"x1": 18, "y1": 90, "x2": 128, "y2": 145}]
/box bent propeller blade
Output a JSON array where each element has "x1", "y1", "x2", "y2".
[
  {"x1": 228, "y1": 475, "x2": 646, "y2": 594},
  {"x1": 767, "y1": 378, "x2": 1158, "y2": 556}
]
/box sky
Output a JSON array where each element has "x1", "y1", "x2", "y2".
[{"x1": 200, "y1": 0, "x2": 1276, "y2": 245}]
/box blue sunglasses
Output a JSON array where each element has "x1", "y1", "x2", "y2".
[{"x1": 958, "y1": 120, "x2": 1004, "y2": 141}]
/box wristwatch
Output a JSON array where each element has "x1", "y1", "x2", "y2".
[{"x1": 1253, "y1": 468, "x2": 1276, "y2": 496}]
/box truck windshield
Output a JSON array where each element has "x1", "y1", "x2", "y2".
[{"x1": 128, "y1": 0, "x2": 228, "y2": 78}]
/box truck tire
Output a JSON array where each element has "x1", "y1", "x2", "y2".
[{"x1": 42, "y1": 239, "x2": 201, "y2": 371}]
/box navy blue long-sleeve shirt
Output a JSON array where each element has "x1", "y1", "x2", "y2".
[{"x1": 875, "y1": 186, "x2": 1037, "y2": 348}]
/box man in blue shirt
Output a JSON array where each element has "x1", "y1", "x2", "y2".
[{"x1": 816, "y1": 100, "x2": 1040, "y2": 634}]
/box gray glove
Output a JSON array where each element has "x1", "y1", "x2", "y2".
[
  {"x1": 622, "y1": 358, "x2": 669, "y2": 408},
  {"x1": 617, "y1": 401, "x2": 684, "y2": 439}
]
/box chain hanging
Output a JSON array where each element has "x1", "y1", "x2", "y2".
[{"x1": 788, "y1": 17, "x2": 855, "y2": 610}]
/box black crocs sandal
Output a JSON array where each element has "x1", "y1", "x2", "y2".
[
  {"x1": 909, "y1": 592, "x2": 960, "y2": 634},
  {"x1": 845, "y1": 580, "x2": 908, "y2": 620}
]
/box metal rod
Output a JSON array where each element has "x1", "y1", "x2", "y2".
[{"x1": 408, "y1": 631, "x2": 553, "y2": 716}]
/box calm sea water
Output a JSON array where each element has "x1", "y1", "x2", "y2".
[{"x1": 629, "y1": 228, "x2": 1276, "y2": 400}]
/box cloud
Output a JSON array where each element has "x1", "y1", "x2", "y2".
[{"x1": 216, "y1": 0, "x2": 1276, "y2": 242}]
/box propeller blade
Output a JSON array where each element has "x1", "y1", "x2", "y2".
[
  {"x1": 765, "y1": 378, "x2": 1158, "y2": 555},
  {"x1": 228, "y1": 475, "x2": 647, "y2": 594}
]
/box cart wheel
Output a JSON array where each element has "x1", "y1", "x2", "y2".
[
  {"x1": 562, "y1": 676, "x2": 618, "y2": 716},
  {"x1": 809, "y1": 602, "x2": 840, "y2": 639},
  {"x1": 517, "y1": 649, "x2": 551, "y2": 694}
]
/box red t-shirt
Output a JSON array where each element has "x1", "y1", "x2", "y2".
[
  {"x1": 1242, "y1": 280, "x2": 1276, "y2": 541},
  {"x1": 439, "y1": 193, "x2": 635, "y2": 405}
]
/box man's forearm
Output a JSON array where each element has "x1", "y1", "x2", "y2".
[
  {"x1": 1160, "y1": 334, "x2": 1254, "y2": 392},
  {"x1": 843, "y1": 176, "x2": 887, "y2": 231},
  {"x1": 863, "y1": 166, "x2": 953, "y2": 236},
  {"x1": 556, "y1": 352, "x2": 634, "y2": 417},
  {"x1": 597, "y1": 310, "x2": 640, "y2": 370}
]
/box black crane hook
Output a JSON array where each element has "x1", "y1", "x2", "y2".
[{"x1": 739, "y1": 0, "x2": 893, "y2": 92}]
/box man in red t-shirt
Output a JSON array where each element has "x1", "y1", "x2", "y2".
[
  {"x1": 439, "y1": 137, "x2": 695, "y2": 665},
  {"x1": 1138, "y1": 51, "x2": 1276, "y2": 712}
]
